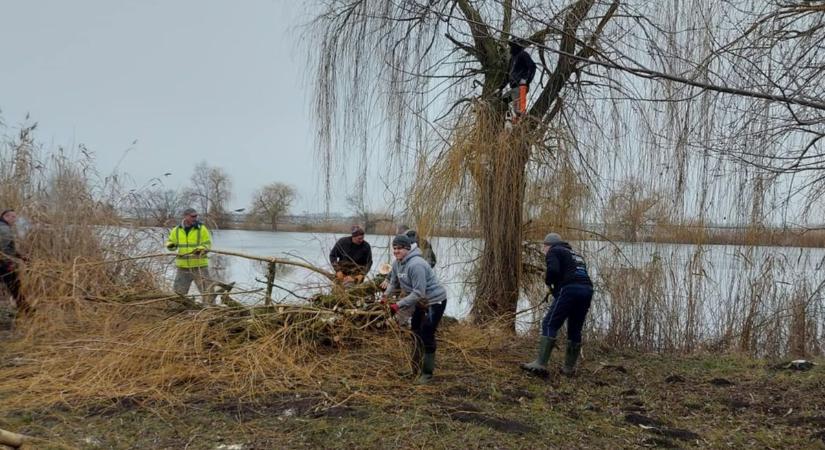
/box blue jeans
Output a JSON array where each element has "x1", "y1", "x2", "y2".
[
  {"x1": 411, "y1": 300, "x2": 447, "y2": 353},
  {"x1": 541, "y1": 285, "x2": 593, "y2": 343}
]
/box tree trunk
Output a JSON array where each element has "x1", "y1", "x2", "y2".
[{"x1": 471, "y1": 125, "x2": 531, "y2": 327}]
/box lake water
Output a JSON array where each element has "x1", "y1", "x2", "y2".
[
  {"x1": 157, "y1": 229, "x2": 481, "y2": 320},
  {"x1": 149, "y1": 229, "x2": 825, "y2": 346}
]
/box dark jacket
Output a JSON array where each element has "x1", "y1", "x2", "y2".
[
  {"x1": 404, "y1": 230, "x2": 437, "y2": 268},
  {"x1": 0, "y1": 218, "x2": 19, "y2": 264},
  {"x1": 329, "y1": 236, "x2": 373, "y2": 274},
  {"x1": 418, "y1": 238, "x2": 437, "y2": 268},
  {"x1": 545, "y1": 242, "x2": 592, "y2": 297},
  {"x1": 507, "y1": 45, "x2": 536, "y2": 89}
]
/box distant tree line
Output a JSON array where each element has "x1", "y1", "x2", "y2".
[{"x1": 128, "y1": 160, "x2": 296, "y2": 229}]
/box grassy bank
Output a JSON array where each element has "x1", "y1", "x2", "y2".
[{"x1": 1, "y1": 307, "x2": 823, "y2": 449}]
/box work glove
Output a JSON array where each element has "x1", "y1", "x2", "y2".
[
  {"x1": 394, "y1": 304, "x2": 413, "y2": 327},
  {"x1": 166, "y1": 242, "x2": 177, "y2": 251},
  {"x1": 390, "y1": 303, "x2": 399, "y2": 314},
  {"x1": 192, "y1": 246, "x2": 207, "y2": 256}
]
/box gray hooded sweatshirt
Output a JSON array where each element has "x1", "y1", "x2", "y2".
[{"x1": 383, "y1": 247, "x2": 447, "y2": 309}]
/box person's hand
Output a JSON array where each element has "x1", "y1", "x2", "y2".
[
  {"x1": 166, "y1": 242, "x2": 177, "y2": 251},
  {"x1": 394, "y1": 304, "x2": 413, "y2": 326},
  {"x1": 390, "y1": 303, "x2": 400, "y2": 314},
  {"x1": 192, "y1": 246, "x2": 207, "y2": 256},
  {"x1": 379, "y1": 280, "x2": 389, "y2": 290},
  {"x1": 519, "y1": 78, "x2": 527, "y2": 85}
]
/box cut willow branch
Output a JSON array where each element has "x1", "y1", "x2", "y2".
[{"x1": 206, "y1": 248, "x2": 335, "y2": 280}]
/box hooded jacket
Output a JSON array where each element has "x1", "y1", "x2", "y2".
[
  {"x1": 384, "y1": 247, "x2": 447, "y2": 309},
  {"x1": 506, "y1": 43, "x2": 536, "y2": 89},
  {"x1": 546, "y1": 241, "x2": 592, "y2": 296}
]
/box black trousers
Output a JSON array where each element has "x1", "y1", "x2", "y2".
[
  {"x1": 0, "y1": 265, "x2": 27, "y2": 312},
  {"x1": 541, "y1": 284, "x2": 593, "y2": 343},
  {"x1": 411, "y1": 300, "x2": 447, "y2": 353}
]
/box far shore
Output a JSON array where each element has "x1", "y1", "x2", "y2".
[{"x1": 127, "y1": 218, "x2": 825, "y2": 249}]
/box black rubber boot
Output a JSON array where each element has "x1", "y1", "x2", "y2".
[
  {"x1": 398, "y1": 340, "x2": 423, "y2": 377},
  {"x1": 561, "y1": 341, "x2": 582, "y2": 376},
  {"x1": 520, "y1": 336, "x2": 556, "y2": 377},
  {"x1": 416, "y1": 352, "x2": 435, "y2": 384}
]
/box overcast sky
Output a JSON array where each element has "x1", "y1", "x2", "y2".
[{"x1": 0, "y1": 0, "x2": 348, "y2": 213}]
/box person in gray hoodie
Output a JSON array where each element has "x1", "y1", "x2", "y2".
[{"x1": 381, "y1": 234, "x2": 448, "y2": 384}]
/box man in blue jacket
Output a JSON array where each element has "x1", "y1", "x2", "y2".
[
  {"x1": 521, "y1": 233, "x2": 593, "y2": 377},
  {"x1": 381, "y1": 234, "x2": 447, "y2": 384}
]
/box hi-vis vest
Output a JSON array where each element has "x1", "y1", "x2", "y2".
[{"x1": 166, "y1": 224, "x2": 212, "y2": 268}]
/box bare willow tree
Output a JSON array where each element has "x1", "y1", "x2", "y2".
[
  {"x1": 604, "y1": 178, "x2": 670, "y2": 241},
  {"x1": 311, "y1": 0, "x2": 621, "y2": 325},
  {"x1": 139, "y1": 188, "x2": 186, "y2": 227},
  {"x1": 346, "y1": 190, "x2": 392, "y2": 234},
  {"x1": 309, "y1": 0, "x2": 825, "y2": 328},
  {"x1": 699, "y1": 1, "x2": 825, "y2": 218},
  {"x1": 249, "y1": 182, "x2": 296, "y2": 231},
  {"x1": 185, "y1": 161, "x2": 232, "y2": 228}
]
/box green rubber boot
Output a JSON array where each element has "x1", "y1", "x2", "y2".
[
  {"x1": 520, "y1": 336, "x2": 556, "y2": 377},
  {"x1": 561, "y1": 341, "x2": 582, "y2": 376},
  {"x1": 416, "y1": 352, "x2": 435, "y2": 384}
]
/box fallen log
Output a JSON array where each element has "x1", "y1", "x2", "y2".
[{"x1": 0, "y1": 428, "x2": 30, "y2": 448}]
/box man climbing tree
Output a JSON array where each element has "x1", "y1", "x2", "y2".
[{"x1": 501, "y1": 37, "x2": 537, "y2": 116}]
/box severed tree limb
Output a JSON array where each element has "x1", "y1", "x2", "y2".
[
  {"x1": 0, "y1": 428, "x2": 31, "y2": 448},
  {"x1": 206, "y1": 248, "x2": 335, "y2": 280}
]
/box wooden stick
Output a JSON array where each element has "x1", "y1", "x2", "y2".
[
  {"x1": 0, "y1": 428, "x2": 30, "y2": 448},
  {"x1": 206, "y1": 248, "x2": 334, "y2": 279},
  {"x1": 265, "y1": 262, "x2": 276, "y2": 306}
]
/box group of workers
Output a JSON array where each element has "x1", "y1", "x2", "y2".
[
  {"x1": 323, "y1": 220, "x2": 594, "y2": 384},
  {"x1": 1, "y1": 205, "x2": 594, "y2": 385}
]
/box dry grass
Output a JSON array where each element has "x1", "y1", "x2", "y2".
[{"x1": 0, "y1": 123, "x2": 499, "y2": 419}]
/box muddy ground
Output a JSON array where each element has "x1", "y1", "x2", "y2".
[{"x1": 1, "y1": 307, "x2": 823, "y2": 449}]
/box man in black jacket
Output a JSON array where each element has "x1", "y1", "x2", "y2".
[
  {"x1": 329, "y1": 225, "x2": 373, "y2": 280},
  {"x1": 521, "y1": 233, "x2": 593, "y2": 377},
  {"x1": 501, "y1": 37, "x2": 537, "y2": 115},
  {"x1": 506, "y1": 38, "x2": 536, "y2": 89},
  {"x1": 0, "y1": 209, "x2": 29, "y2": 314}
]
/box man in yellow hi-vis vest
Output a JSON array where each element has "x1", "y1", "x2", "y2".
[{"x1": 166, "y1": 208, "x2": 215, "y2": 304}]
